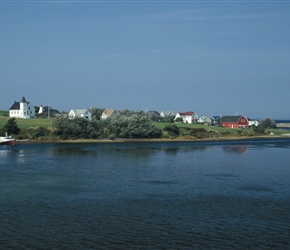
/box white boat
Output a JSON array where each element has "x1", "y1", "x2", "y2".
[{"x1": 0, "y1": 132, "x2": 16, "y2": 146}]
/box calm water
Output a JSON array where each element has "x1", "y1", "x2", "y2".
[{"x1": 1, "y1": 139, "x2": 290, "y2": 249}]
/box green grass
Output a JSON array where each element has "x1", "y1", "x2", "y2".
[
  {"x1": 154, "y1": 122, "x2": 235, "y2": 132},
  {"x1": 0, "y1": 110, "x2": 9, "y2": 116},
  {"x1": 153, "y1": 122, "x2": 289, "y2": 136},
  {"x1": 0, "y1": 116, "x2": 288, "y2": 138},
  {"x1": 0, "y1": 117, "x2": 53, "y2": 129}
]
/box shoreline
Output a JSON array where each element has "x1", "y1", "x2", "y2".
[
  {"x1": 15, "y1": 134, "x2": 290, "y2": 144},
  {"x1": 277, "y1": 123, "x2": 290, "y2": 128}
]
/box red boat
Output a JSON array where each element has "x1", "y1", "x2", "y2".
[{"x1": 0, "y1": 132, "x2": 16, "y2": 146}]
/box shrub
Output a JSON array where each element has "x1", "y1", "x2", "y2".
[
  {"x1": 163, "y1": 124, "x2": 180, "y2": 137},
  {"x1": 107, "y1": 110, "x2": 162, "y2": 138},
  {"x1": 53, "y1": 117, "x2": 107, "y2": 139},
  {"x1": 253, "y1": 126, "x2": 266, "y2": 134},
  {"x1": 0, "y1": 117, "x2": 21, "y2": 136},
  {"x1": 174, "y1": 117, "x2": 183, "y2": 123},
  {"x1": 258, "y1": 118, "x2": 277, "y2": 129}
]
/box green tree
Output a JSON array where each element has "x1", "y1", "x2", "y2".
[
  {"x1": 106, "y1": 110, "x2": 162, "y2": 138},
  {"x1": 53, "y1": 117, "x2": 89, "y2": 139},
  {"x1": 53, "y1": 117, "x2": 107, "y2": 139},
  {"x1": 147, "y1": 112, "x2": 161, "y2": 122},
  {"x1": 91, "y1": 108, "x2": 105, "y2": 120},
  {"x1": 253, "y1": 126, "x2": 266, "y2": 134},
  {"x1": 258, "y1": 118, "x2": 277, "y2": 129},
  {"x1": 32, "y1": 127, "x2": 49, "y2": 138},
  {"x1": 163, "y1": 124, "x2": 180, "y2": 137},
  {"x1": 86, "y1": 119, "x2": 108, "y2": 139},
  {"x1": 161, "y1": 114, "x2": 175, "y2": 123},
  {"x1": 174, "y1": 117, "x2": 183, "y2": 123},
  {"x1": 1, "y1": 118, "x2": 21, "y2": 135}
]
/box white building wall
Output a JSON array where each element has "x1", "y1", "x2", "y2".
[
  {"x1": 83, "y1": 111, "x2": 92, "y2": 120},
  {"x1": 69, "y1": 110, "x2": 76, "y2": 119},
  {"x1": 9, "y1": 97, "x2": 35, "y2": 118},
  {"x1": 184, "y1": 116, "x2": 192, "y2": 123},
  {"x1": 9, "y1": 110, "x2": 16, "y2": 118},
  {"x1": 27, "y1": 103, "x2": 35, "y2": 118},
  {"x1": 69, "y1": 109, "x2": 92, "y2": 120},
  {"x1": 248, "y1": 120, "x2": 259, "y2": 126}
]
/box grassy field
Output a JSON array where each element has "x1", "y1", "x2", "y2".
[
  {"x1": 153, "y1": 122, "x2": 289, "y2": 136},
  {"x1": 0, "y1": 110, "x2": 9, "y2": 116},
  {"x1": 0, "y1": 116, "x2": 53, "y2": 129},
  {"x1": 154, "y1": 122, "x2": 242, "y2": 132}
]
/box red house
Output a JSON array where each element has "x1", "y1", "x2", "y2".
[{"x1": 221, "y1": 115, "x2": 249, "y2": 128}]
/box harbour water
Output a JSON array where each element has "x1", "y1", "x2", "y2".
[{"x1": 1, "y1": 139, "x2": 290, "y2": 249}]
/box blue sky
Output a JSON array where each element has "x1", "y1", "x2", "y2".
[{"x1": 1, "y1": 1, "x2": 289, "y2": 119}]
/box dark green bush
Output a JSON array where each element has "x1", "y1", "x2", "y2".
[{"x1": 163, "y1": 124, "x2": 180, "y2": 137}]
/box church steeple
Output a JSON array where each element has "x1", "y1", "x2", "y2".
[{"x1": 20, "y1": 96, "x2": 27, "y2": 103}]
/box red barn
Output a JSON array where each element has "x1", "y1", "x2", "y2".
[{"x1": 221, "y1": 115, "x2": 249, "y2": 128}]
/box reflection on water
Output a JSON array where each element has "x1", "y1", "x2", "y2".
[
  {"x1": 1, "y1": 139, "x2": 290, "y2": 249},
  {"x1": 0, "y1": 149, "x2": 9, "y2": 158},
  {"x1": 161, "y1": 145, "x2": 212, "y2": 155},
  {"x1": 223, "y1": 145, "x2": 247, "y2": 153},
  {"x1": 0, "y1": 148, "x2": 28, "y2": 164},
  {"x1": 49, "y1": 146, "x2": 97, "y2": 157}
]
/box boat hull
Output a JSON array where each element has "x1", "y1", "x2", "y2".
[{"x1": 0, "y1": 138, "x2": 16, "y2": 146}]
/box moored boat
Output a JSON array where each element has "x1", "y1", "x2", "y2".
[{"x1": 0, "y1": 132, "x2": 16, "y2": 146}]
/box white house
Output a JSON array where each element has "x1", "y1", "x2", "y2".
[
  {"x1": 197, "y1": 116, "x2": 212, "y2": 124},
  {"x1": 174, "y1": 111, "x2": 198, "y2": 124},
  {"x1": 160, "y1": 111, "x2": 176, "y2": 117},
  {"x1": 100, "y1": 109, "x2": 117, "y2": 120},
  {"x1": 9, "y1": 96, "x2": 35, "y2": 118},
  {"x1": 69, "y1": 109, "x2": 92, "y2": 120},
  {"x1": 248, "y1": 120, "x2": 259, "y2": 127}
]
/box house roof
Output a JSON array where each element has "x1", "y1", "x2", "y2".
[
  {"x1": 102, "y1": 109, "x2": 115, "y2": 116},
  {"x1": 9, "y1": 96, "x2": 30, "y2": 110},
  {"x1": 199, "y1": 116, "x2": 211, "y2": 119},
  {"x1": 221, "y1": 116, "x2": 246, "y2": 122},
  {"x1": 9, "y1": 102, "x2": 20, "y2": 110},
  {"x1": 42, "y1": 106, "x2": 60, "y2": 114},
  {"x1": 71, "y1": 109, "x2": 90, "y2": 115},
  {"x1": 160, "y1": 111, "x2": 176, "y2": 116},
  {"x1": 148, "y1": 111, "x2": 160, "y2": 116},
  {"x1": 178, "y1": 111, "x2": 195, "y2": 116},
  {"x1": 20, "y1": 96, "x2": 27, "y2": 103}
]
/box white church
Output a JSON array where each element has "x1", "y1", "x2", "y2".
[{"x1": 9, "y1": 96, "x2": 35, "y2": 118}]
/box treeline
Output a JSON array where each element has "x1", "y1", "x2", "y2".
[
  {"x1": 44, "y1": 110, "x2": 162, "y2": 140},
  {"x1": 2, "y1": 114, "x2": 280, "y2": 141},
  {"x1": 17, "y1": 110, "x2": 162, "y2": 140}
]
